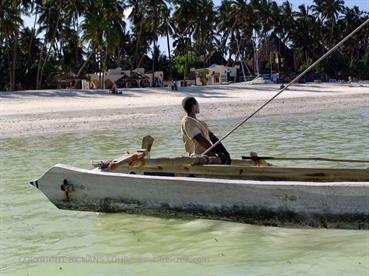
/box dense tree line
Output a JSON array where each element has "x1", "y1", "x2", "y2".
[{"x1": 0, "y1": 0, "x2": 368, "y2": 91}]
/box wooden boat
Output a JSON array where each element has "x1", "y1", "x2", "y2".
[
  {"x1": 30, "y1": 20, "x2": 369, "y2": 229},
  {"x1": 30, "y1": 137, "x2": 369, "y2": 229}
]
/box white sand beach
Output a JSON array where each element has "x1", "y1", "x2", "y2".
[{"x1": 1, "y1": 82, "x2": 368, "y2": 138}]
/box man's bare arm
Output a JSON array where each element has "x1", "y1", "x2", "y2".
[
  {"x1": 194, "y1": 134, "x2": 213, "y2": 151},
  {"x1": 209, "y1": 132, "x2": 231, "y2": 164}
]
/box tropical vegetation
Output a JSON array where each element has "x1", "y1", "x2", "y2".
[{"x1": 0, "y1": 0, "x2": 368, "y2": 90}]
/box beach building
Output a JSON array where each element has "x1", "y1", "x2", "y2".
[
  {"x1": 88, "y1": 67, "x2": 164, "y2": 88},
  {"x1": 193, "y1": 64, "x2": 239, "y2": 85}
]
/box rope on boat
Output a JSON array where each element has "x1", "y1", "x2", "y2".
[{"x1": 202, "y1": 18, "x2": 369, "y2": 156}]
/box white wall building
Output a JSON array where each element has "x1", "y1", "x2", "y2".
[{"x1": 194, "y1": 64, "x2": 239, "y2": 85}]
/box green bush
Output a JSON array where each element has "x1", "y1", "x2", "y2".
[{"x1": 198, "y1": 69, "x2": 209, "y2": 85}]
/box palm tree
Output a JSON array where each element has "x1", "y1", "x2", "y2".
[
  {"x1": 279, "y1": 1, "x2": 294, "y2": 43},
  {"x1": 252, "y1": 0, "x2": 274, "y2": 39},
  {"x1": 0, "y1": 0, "x2": 24, "y2": 91},
  {"x1": 173, "y1": 0, "x2": 198, "y2": 79},
  {"x1": 216, "y1": 0, "x2": 234, "y2": 63},
  {"x1": 111, "y1": 29, "x2": 132, "y2": 69},
  {"x1": 290, "y1": 4, "x2": 314, "y2": 66},
  {"x1": 339, "y1": 6, "x2": 369, "y2": 71},
  {"x1": 145, "y1": 0, "x2": 171, "y2": 86},
  {"x1": 312, "y1": 0, "x2": 345, "y2": 47},
  {"x1": 102, "y1": 0, "x2": 126, "y2": 86},
  {"x1": 63, "y1": 0, "x2": 85, "y2": 71},
  {"x1": 128, "y1": 0, "x2": 148, "y2": 69},
  {"x1": 19, "y1": 27, "x2": 42, "y2": 89},
  {"x1": 80, "y1": 0, "x2": 126, "y2": 87},
  {"x1": 216, "y1": 0, "x2": 255, "y2": 75},
  {"x1": 157, "y1": 2, "x2": 175, "y2": 81},
  {"x1": 191, "y1": 0, "x2": 217, "y2": 67},
  {"x1": 290, "y1": 4, "x2": 323, "y2": 70},
  {"x1": 24, "y1": 0, "x2": 42, "y2": 68},
  {"x1": 61, "y1": 27, "x2": 83, "y2": 72},
  {"x1": 36, "y1": 0, "x2": 63, "y2": 89},
  {"x1": 312, "y1": 0, "x2": 344, "y2": 22}
]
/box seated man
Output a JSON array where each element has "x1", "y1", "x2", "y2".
[
  {"x1": 172, "y1": 80, "x2": 178, "y2": 91},
  {"x1": 111, "y1": 83, "x2": 118, "y2": 94},
  {"x1": 181, "y1": 97, "x2": 231, "y2": 164}
]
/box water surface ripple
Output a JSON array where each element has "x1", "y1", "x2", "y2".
[{"x1": 1, "y1": 107, "x2": 368, "y2": 275}]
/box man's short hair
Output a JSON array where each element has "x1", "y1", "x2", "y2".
[{"x1": 182, "y1": 97, "x2": 197, "y2": 114}]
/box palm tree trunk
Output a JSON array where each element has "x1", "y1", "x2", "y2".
[
  {"x1": 36, "y1": 50, "x2": 44, "y2": 89},
  {"x1": 227, "y1": 33, "x2": 234, "y2": 66},
  {"x1": 349, "y1": 51, "x2": 354, "y2": 70},
  {"x1": 36, "y1": 5, "x2": 52, "y2": 89},
  {"x1": 6, "y1": 34, "x2": 18, "y2": 91},
  {"x1": 227, "y1": 48, "x2": 233, "y2": 66},
  {"x1": 74, "y1": 18, "x2": 80, "y2": 68},
  {"x1": 6, "y1": 40, "x2": 13, "y2": 91},
  {"x1": 26, "y1": 5, "x2": 39, "y2": 67},
  {"x1": 38, "y1": 11, "x2": 61, "y2": 89},
  {"x1": 134, "y1": 18, "x2": 144, "y2": 69},
  {"x1": 11, "y1": 36, "x2": 17, "y2": 91},
  {"x1": 137, "y1": 54, "x2": 145, "y2": 68},
  {"x1": 203, "y1": 52, "x2": 207, "y2": 68},
  {"x1": 76, "y1": 44, "x2": 95, "y2": 77},
  {"x1": 102, "y1": 49, "x2": 107, "y2": 89},
  {"x1": 184, "y1": 35, "x2": 189, "y2": 81},
  {"x1": 184, "y1": 51, "x2": 188, "y2": 81},
  {"x1": 98, "y1": 53, "x2": 102, "y2": 89},
  {"x1": 236, "y1": 38, "x2": 246, "y2": 81},
  {"x1": 166, "y1": 29, "x2": 172, "y2": 81},
  {"x1": 232, "y1": 51, "x2": 239, "y2": 66},
  {"x1": 151, "y1": 40, "x2": 156, "y2": 87},
  {"x1": 329, "y1": 21, "x2": 334, "y2": 47},
  {"x1": 59, "y1": 16, "x2": 64, "y2": 59},
  {"x1": 305, "y1": 49, "x2": 309, "y2": 66},
  {"x1": 252, "y1": 36, "x2": 260, "y2": 76}
]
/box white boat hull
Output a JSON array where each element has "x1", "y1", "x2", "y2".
[{"x1": 31, "y1": 164, "x2": 369, "y2": 229}]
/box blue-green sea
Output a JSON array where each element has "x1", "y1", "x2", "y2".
[{"x1": 1, "y1": 107, "x2": 368, "y2": 275}]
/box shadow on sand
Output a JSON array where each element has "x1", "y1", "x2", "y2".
[
  {"x1": 0, "y1": 83, "x2": 348, "y2": 99},
  {"x1": 0, "y1": 89, "x2": 141, "y2": 99}
]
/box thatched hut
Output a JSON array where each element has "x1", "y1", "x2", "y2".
[
  {"x1": 207, "y1": 51, "x2": 228, "y2": 66},
  {"x1": 116, "y1": 72, "x2": 150, "y2": 88},
  {"x1": 248, "y1": 34, "x2": 295, "y2": 74},
  {"x1": 53, "y1": 73, "x2": 82, "y2": 89}
]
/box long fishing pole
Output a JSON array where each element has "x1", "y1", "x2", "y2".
[{"x1": 202, "y1": 18, "x2": 369, "y2": 156}]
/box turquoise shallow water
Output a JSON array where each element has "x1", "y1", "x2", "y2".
[{"x1": 1, "y1": 107, "x2": 368, "y2": 275}]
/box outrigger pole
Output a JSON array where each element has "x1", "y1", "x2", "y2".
[{"x1": 202, "y1": 18, "x2": 369, "y2": 156}]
